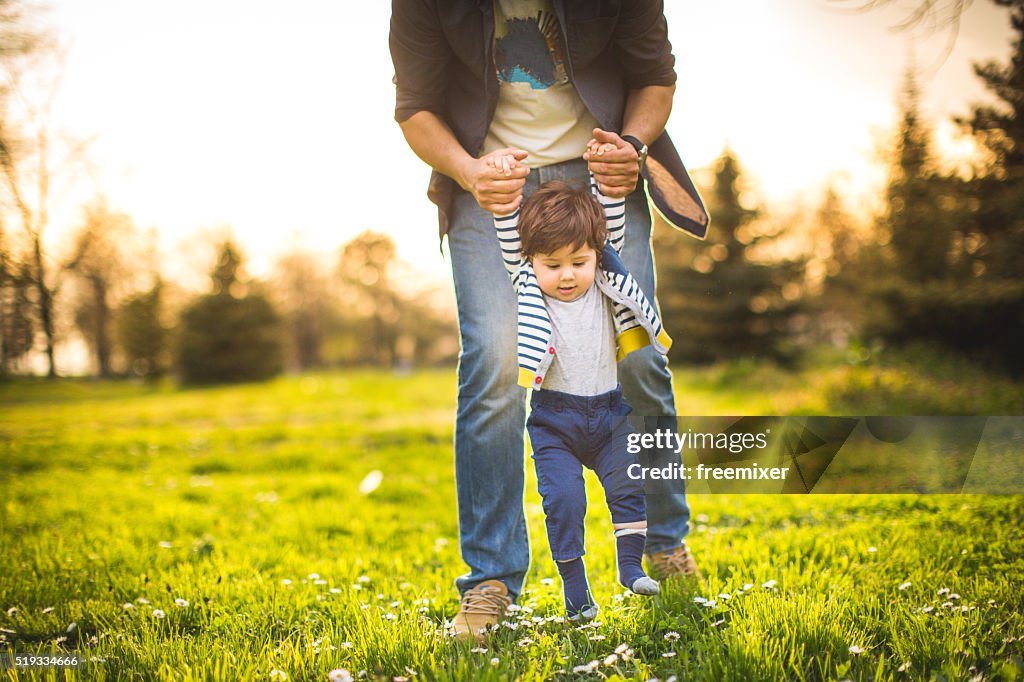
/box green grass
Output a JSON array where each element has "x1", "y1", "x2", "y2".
[{"x1": 1, "y1": 361, "x2": 1023, "y2": 681}]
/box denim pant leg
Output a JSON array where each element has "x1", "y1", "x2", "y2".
[
  {"x1": 591, "y1": 399, "x2": 647, "y2": 526},
  {"x1": 617, "y1": 184, "x2": 692, "y2": 553},
  {"x1": 528, "y1": 409, "x2": 588, "y2": 562},
  {"x1": 448, "y1": 188, "x2": 530, "y2": 598}
]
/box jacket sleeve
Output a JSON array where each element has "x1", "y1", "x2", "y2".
[
  {"x1": 613, "y1": 0, "x2": 677, "y2": 89},
  {"x1": 589, "y1": 174, "x2": 626, "y2": 254},
  {"x1": 494, "y1": 209, "x2": 524, "y2": 283},
  {"x1": 390, "y1": 0, "x2": 453, "y2": 122}
]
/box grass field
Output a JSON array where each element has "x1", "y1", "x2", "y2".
[{"x1": 1, "y1": 359, "x2": 1023, "y2": 681}]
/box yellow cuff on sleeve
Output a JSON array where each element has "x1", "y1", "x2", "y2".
[{"x1": 616, "y1": 326, "x2": 651, "y2": 361}]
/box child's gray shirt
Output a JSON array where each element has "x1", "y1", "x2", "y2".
[{"x1": 541, "y1": 283, "x2": 618, "y2": 396}]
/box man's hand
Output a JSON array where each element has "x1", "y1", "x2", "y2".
[
  {"x1": 583, "y1": 129, "x2": 640, "y2": 198},
  {"x1": 458, "y1": 148, "x2": 530, "y2": 214}
]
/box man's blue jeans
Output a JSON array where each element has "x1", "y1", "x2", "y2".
[{"x1": 446, "y1": 157, "x2": 691, "y2": 599}]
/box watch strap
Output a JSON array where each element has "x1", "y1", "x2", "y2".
[{"x1": 621, "y1": 135, "x2": 646, "y2": 155}]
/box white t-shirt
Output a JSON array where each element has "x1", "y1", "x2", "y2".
[
  {"x1": 542, "y1": 283, "x2": 618, "y2": 396},
  {"x1": 483, "y1": 0, "x2": 600, "y2": 168}
]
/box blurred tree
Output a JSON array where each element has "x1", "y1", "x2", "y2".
[
  {"x1": 960, "y1": 0, "x2": 1024, "y2": 278},
  {"x1": 336, "y1": 231, "x2": 401, "y2": 367},
  {"x1": 329, "y1": 231, "x2": 458, "y2": 368},
  {"x1": 272, "y1": 249, "x2": 335, "y2": 371},
  {"x1": 805, "y1": 184, "x2": 865, "y2": 346},
  {"x1": 863, "y1": 34, "x2": 1024, "y2": 374},
  {"x1": 0, "y1": 244, "x2": 33, "y2": 372},
  {"x1": 882, "y1": 68, "x2": 954, "y2": 282},
  {"x1": 66, "y1": 200, "x2": 136, "y2": 377},
  {"x1": 0, "y1": 0, "x2": 65, "y2": 377},
  {"x1": 654, "y1": 150, "x2": 805, "y2": 364},
  {"x1": 177, "y1": 240, "x2": 284, "y2": 384},
  {"x1": 117, "y1": 279, "x2": 168, "y2": 381}
]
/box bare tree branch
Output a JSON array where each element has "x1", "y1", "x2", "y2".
[{"x1": 824, "y1": 0, "x2": 975, "y2": 72}]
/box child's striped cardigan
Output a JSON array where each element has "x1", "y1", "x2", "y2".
[{"x1": 494, "y1": 179, "x2": 673, "y2": 390}]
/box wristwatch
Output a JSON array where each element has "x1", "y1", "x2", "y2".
[{"x1": 621, "y1": 135, "x2": 648, "y2": 171}]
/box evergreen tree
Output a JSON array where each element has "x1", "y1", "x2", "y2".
[
  {"x1": 654, "y1": 150, "x2": 803, "y2": 364},
  {"x1": 864, "y1": 6, "x2": 1024, "y2": 374},
  {"x1": 117, "y1": 280, "x2": 168, "y2": 380},
  {"x1": 177, "y1": 240, "x2": 283, "y2": 384},
  {"x1": 959, "y1": 0, "x2": 1024, "y2": 279},
  {"x1": 885, "y1": 69, "x2": 953, "y2": 282}
]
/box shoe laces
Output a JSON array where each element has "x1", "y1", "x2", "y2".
[
  {"x1": 460, "y1": 586, "x2": 509, "y2": 615},
  {"x1": 658, "y1": 545, "x2": 696, "y2": 576}
]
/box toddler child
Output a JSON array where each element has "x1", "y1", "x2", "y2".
[{"x1": 490, "y1": 150, "x2": 673, "y2": 620}]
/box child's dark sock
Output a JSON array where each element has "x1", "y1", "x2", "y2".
[
  {"x1": 615, "y1": 529, "x2": 651, "y2": 590},
  {"x1": 555, "y1": 557, "x2": 596, "y2": 617}
]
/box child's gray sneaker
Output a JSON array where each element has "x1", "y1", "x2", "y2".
[
  {"x1": 630, "y1": 576, "x2": 660, "y2": 596},
  {"x1": 567, "y1": 603, "x2": 600, "y2": 622}
]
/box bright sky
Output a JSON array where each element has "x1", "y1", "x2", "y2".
[{"x1": 42, "y1": 0, "x2": 1014, "y2": 289}]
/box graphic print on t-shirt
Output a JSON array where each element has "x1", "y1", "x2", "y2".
[
  {"x1": 484, "y1": 0, "x2": 599, "y2": 167},
  {"x1": 493, "y1": 4, "x2": 567, "y2": 89}
]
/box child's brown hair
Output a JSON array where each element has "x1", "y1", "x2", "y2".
[{"x1": 517, "y1": 181, "x2": 607, "y2": 260}]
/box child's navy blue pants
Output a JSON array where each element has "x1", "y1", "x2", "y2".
[{"x1": 527, "y1": 384, "x2": 647, "y2": 561}]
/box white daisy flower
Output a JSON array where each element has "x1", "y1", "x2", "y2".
[
  {"x1": 152, "y1": 609, "x2": 166, "y2": 619},
  {"x1": 358, "y1": 470, "x2": 383, "y2": 495},
  {"x1": 41, "y1": 607, "x2": 54, "y2": 614},
  {"x1": 898, "y1": 662, "x2": 911, "y2": 672},
  {"x1": 489, "y1": 657, "x2": 499, "y2": 666},
  {"x1": 123, "y1": 603, "x2": 135, "y2": 610},
  {"x1": 937, "y1": 587, "x2": 950, "y2": 596},
  {"x1": 867, "y1": 547, "x2": 877, "y2": 553},
  {"x1": 357, "y1": 575, "x2": 371, "y2": 584},
  {"x1": 471, "y1": 647, "x2": 488, "y2": 654},
  {"x1": 664, "y1": 631, "x2": 681, "y2": 642},
  {"x1": 662, "y1": 652, "x2": 677, "y2": 658},
  {"x1": 762, "y1": 579, "x2": 777, "y2": 589},
  {"x1": 603, "y1": 654, "x2": 618, "y2": 666},
  {"x1": 269, "y1": 669, "x2": 288, "y2": 681},
  {"x1": 136, "y1": 598, "x2": 150, "y2": 605},
  {"x1": 328, "y1": 669, "x2": 353, "y2": 682},
  {"x1": 849, "y1": 645, "x2": 865, "y2": 655},
  {"x1": 281, "y1": 579, "x2": 292, "y2": 586},
  {"x1": 175, "y1": 599, "x2": 189, "y2": 607},
  {"x1": 899, "y1": 582, "x2": 912, "y2": 591},
  {"x1": 159, "y1": 541, "x2": 173, "y2": 549}
]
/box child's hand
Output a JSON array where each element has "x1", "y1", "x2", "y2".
[
  {"x1": 483, "y1": 150, "x2": 521, "y2": 177},
  {"x1": 586, "y1": 140, "x2": 618, "y2": 159},
  {"x1": 467, "y1": 148, "x2": 529, "y2": 214}
]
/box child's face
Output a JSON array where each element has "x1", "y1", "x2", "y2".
[{"x1": 531, "y1": 243, "x2": 598, "y2": 302}]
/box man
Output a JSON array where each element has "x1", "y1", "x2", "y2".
[{"x1": 389, "y1": 0, "x2": 709, "y2": 641}]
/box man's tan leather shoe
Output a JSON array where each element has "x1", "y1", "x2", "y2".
[
  {"x1": 646, "y1": 543, "x2": 704, "y2": 584},
  {"x1": 452, "y1": 579, "x2": 512, "y2": 642}
]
